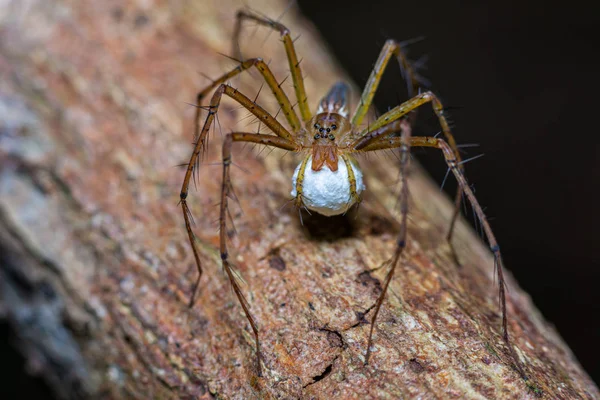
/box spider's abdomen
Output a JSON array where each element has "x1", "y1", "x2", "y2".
[{"x1": 291, "y1": 156, "x2": 365, "y2": 216}]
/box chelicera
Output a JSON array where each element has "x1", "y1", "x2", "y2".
[{"x1": 180, "y1": 9, "x2": 516, "y2": 377}]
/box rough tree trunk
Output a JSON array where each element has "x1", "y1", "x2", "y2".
[{"x1": 0, "y1": 0, "x2": 597, "y2": 399}]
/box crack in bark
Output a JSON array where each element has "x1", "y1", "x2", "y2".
[{"x1": 303, "y1": 355, "x2": 338, "y2": 388}]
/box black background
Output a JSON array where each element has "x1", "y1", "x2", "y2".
[{"x1": 300, "y1": 0, "x2": 599, "y2": 383}]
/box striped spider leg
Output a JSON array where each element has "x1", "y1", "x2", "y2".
[
  {"x1": 180, "y1": 83, "x2": 301, "y2": 376},
  {"x1": 350, "y1": 112, "x2": 523, "y2": 377},
  {"x1": 183, "y1": 8, "x2": 312, "y2": 307},
  {"x1": 180, "y1": 9, "x2": 315, "y2": 376},
  {"x1": 352, "y1": 39, "x2": 466, "y2": 248}
]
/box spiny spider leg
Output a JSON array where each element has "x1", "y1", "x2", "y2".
[
  {"x1": 356, "y1": 134, "x2": 527, "y2": 378},
  {"x1": 181, "y1": 83, "x2": 296, "y2": 308},
  {"x1": 352, "y1": 39, "x2": 422, "y2": 127},
  {"x1": 233, "y1": 10, "x2": 312, "y2": 122},
  {"x1": 220, "y1": 132, "x2": 299, "y2": 377},
  {"x1": 357, "y1": 90, "x2": 466, "y2": 245},
  {"x1": 362, "y1": 122, "x2": 412, "y2": 365},
  {"x1": 195, "y1": 58, "x2": 302, "y2": 135}
]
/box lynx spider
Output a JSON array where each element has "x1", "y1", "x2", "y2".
[{"x1": 179, "y1": 9, "x2": 518, "y2": 377}]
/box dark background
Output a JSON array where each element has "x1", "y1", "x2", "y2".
[{"x1": 300, "y1": 0, "x2": 599, "y2": 383}]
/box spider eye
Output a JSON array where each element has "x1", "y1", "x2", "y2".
[
  {"x1": 314, "y1": 123, "x2": 319, "y2": 129},
  {"x1": 331, "y1": 124, "x2": 337, "y2": 130},
  {"x1": 314, "y1": 133, "x2": 320, "y2": 140},
  {"x1": 328, "y1": 134, "x2": 335, "y2": 140},
  {"x1": 326, "y1": 128, "x2": 331, "y2": 133}
]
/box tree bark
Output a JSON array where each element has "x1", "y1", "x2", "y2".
[{"x1": 0, "y1": 0, "x2": 597, "y2": 399}]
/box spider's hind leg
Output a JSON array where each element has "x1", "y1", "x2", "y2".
[
  {"x1": 363, "y1": 125, "x2": 412, "y2": 365},
  {"x1": 356, "y1": 134, "x2": 528, "y2": 379},
  {"x1": 219, "y1": 133, "x2": 262, "y2": 376},
  {"x1": 219, "y1": 132, "x2": 299, "y2": 376}
]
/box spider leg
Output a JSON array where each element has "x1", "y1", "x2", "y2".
[
  {"x1": 195, "y1": 58, "x2": 302, "y2": 135},
  {"x1": 219, "y1": 133, "x2": 299, "y2": 377},
  {"x1": 354, "y1": 91, "x2": 465, "y2": 251},
  {"x1": 362, "y1": 124, "x2": 412, "y2": 365},
  {"x1": 233, "y1": 9, "x2": 311, "y2": 122},
  {"x1": 352, "y1": 39, "x2": 423, "y2": 127},
  {"x1": 356, "y1": 135, "x2": 527, "y2": 379},
  {"x1": 181, "y1": 84, "x2": 297, "y2": 308}
]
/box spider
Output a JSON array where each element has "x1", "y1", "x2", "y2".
[{"x1": 180, "y1": 10, "x2": 514, "y2": 377}]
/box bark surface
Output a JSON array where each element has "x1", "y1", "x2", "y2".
[{"x1": 0, "y1": 0, "x2": 597, "y2": 399}]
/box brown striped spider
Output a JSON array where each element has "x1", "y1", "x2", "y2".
[{"x1": 180, "y1": 10, "x2": 514, "y2": 377}]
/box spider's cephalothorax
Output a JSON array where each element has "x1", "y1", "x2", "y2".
[
  {"x1": 180, "y1": 9, "x2": 522, "y2": 378},
  {"x1": 291, "y1": 83, "x2": 365, "y2": 216}
]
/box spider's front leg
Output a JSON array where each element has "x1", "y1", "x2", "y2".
[
  {"x1": 352, "y1": 39, "x2": 424, "y2": 128},
  {"x1": 233, "y1": 9, "x2": 312, "y2": 122}
]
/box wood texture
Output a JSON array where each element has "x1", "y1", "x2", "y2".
[{"x1": 0, "y1": 0, "x2": 597, "y2": 398}]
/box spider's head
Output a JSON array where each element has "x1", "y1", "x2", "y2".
[
  {"x1": 309, "y1": 81, "x2": 352, "y2": 144},
  {"x1": 310, "y1": 113, "x2": 349, "y2": 144}
]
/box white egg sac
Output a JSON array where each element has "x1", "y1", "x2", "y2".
[{"x1": 291, "y1": 156, "x2": 365, "y2": 216}]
